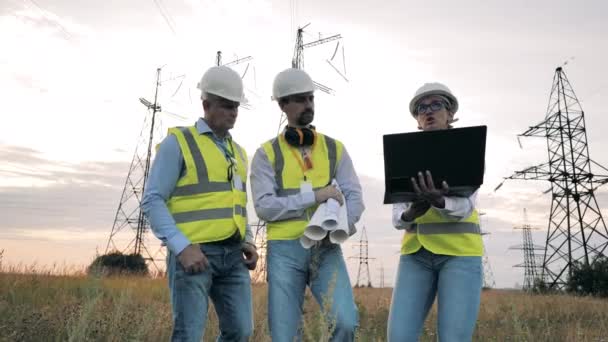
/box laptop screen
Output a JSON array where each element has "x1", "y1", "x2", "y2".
[{"x1": 383, "y1": 125, "x2": 487, "y2": 204}]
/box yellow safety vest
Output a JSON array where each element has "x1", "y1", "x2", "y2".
[
  {"x1": 262, "y1": 133, "x2": 343, "y2": 240},
  {"x1": 166, "y1": 126, "x2": 248, "y2": 244},
  {"x1": 401, "y1": 207, "x2": 483, "y2": 256}
]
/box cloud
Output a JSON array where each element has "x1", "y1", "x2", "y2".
[
  {"x1": 0, "y1": 144, "x2": 128, "y2": 236},
  {"x1": 0, "y1": 144, "x2": 130, "y2": 187},
  {"x1": 1, "y1": 145, "x2": 50, "y2": 166}
]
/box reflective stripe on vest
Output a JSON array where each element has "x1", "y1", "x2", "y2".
[
  {"x1": 262, "y1": 133, "x2": 342, "y2": 240},
  {"x1": 173, "y1": 205, "x2": 247, "y2": 224},
  {"x1": 171, "y1": 128, "x2": 242, "y2": 196},
  {"x1": 401, "y1": 208, "x2": 483, "y2": 256},
  {"x1": 166, "y1": 126, "x2": 248, "y2": 244}
]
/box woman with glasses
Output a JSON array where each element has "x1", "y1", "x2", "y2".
[{"x1": 387, "y1": 83, "x2": 484, "y2": 341}]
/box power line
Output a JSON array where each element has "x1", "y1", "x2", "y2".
[
  {"x1": 152, "y1": 0, "x2": 176, "y2": 35},
  {"x1": 23, "y1": 0, "x2": 73, "y2": 41}
]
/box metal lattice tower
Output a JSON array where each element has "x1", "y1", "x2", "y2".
[
  {"x1": 482, "y1": 252, "x2": 496, "y2": 289},
  {"x1": 277, "y1": 24, "x2": 343, "y2": 131},
  {"x1": 509, "y1": 208, "x2": 545, "y2": 290},
  {"x1": 349, "y1": 226, "x2": 374, "y2": 287},
  {"x1": 106, "y1": 53, "x2": 255, "y2": 271},
  {"x1": 498, "y1": 67, "x2": 608, "y2": 289},
  {"x1": 106, "y1": 68, "x2": 165, "y2": 269},
  {"x1": 481, "y1": 232, "x2": 496, "y2": 289},
  {"x1": 251, "y1": 219, "x2": 268, "y2": 283},
  {"x1": 377, "y1": 263, "x2": 386, "y2": 288},
  {"x1": 479, "y1": 212, "x2": 496, "y2": 289}
]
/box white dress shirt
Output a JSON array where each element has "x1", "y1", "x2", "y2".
[{"x1": 392, "y1": 190, "x2": 479, "y2": 231}]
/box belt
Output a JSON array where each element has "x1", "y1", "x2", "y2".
[{"x1": 202, "y1": 230, "x2": 242, "y2": 246}]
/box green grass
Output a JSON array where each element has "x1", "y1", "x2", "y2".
[{"x1": 1, "y1": 268, "x2": 607, "y2": 341}]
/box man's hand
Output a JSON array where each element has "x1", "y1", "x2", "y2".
[
  {"x1": 314, "y1": 185, "x2": 344, "y2": 205},
  {"x1": 401, "y1": 200, "x2": 431, "y2": 222},
  {"x1": 411, "y1": 170, "x2": 449, "y2": 208},
  {"x1": 177, "y1": 244, "x2": 209, "y2": 274},
  {"x1": 242, "y1": 243, "x2": 259, "y2": 271}
]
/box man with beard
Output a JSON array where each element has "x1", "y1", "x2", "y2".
[{"x1": 250, "y1": 68, "x2": 365, "y2": 341}]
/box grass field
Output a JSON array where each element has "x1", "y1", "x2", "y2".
[{"x1": 1, "y1": 268, "x2": 607, "y2": 341}]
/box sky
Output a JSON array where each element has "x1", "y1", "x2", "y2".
[{"x1": 1, "y1": 0, "x2": 608, "y2": 288}]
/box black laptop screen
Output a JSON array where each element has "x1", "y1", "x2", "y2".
[{"x1": 383, "y1": 126, "x2": 487, "y2": 204}]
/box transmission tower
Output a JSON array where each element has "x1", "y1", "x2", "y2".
[
  {"x1": 478, "y1": 212, "x2": 496, "y2": 289},
  {"x1": 251, "y1": 219, "x2": 268, "y2": 283},
  {"x1": 349, "y1": 226, "x2": 374, "y2": 287},
  {"x1": 509, "y1": 208, "x2": 545, "y2": 290},
  {"x1": 106, "y1": 68, "x2": 165, "y2": 269},
  {"x1": 481, "y1": 232, "x2": 496, "y2": 289},
  {"x1": 497, "y1": 66, "x2": 608, "y2": 289},
  {"x1": 481, "y1": 252, "x2": 496, "y2": 289},
  {"x1": 377, "y1": 262, "x2": 385, "y2": 288},
  {"x1": 277, "y1": 23, "x2": 344, "y2": 131}
]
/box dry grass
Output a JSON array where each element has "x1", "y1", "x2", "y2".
[{"x1": 1, "y1": 265, "x2": 607, "y2": 341}]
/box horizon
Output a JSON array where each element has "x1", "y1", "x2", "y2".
[{"x1": 2, "y1": 0, "x2": 608, "y2": 289}]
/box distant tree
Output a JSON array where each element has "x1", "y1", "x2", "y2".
[
  {"x1": 531, "y1": 277, "x2": 553, "y2": 294},
  {"x1": 566, "y1": 256, "x2": 608, "y2": 298},
  {"x1": 87, "y1": 252, "x2": 149, "y2": 276}
]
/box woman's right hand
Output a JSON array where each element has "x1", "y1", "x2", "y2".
[
  {"x1": 411, "y1": 170, "x2": 449, "y2": 208},
  {"x1": 401, "y1": 200, "x2": 431, "y2": 222}
]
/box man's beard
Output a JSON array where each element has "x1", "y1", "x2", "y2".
[{"x1": 296, "y1": 109, "x2": 314, "y2": 126}]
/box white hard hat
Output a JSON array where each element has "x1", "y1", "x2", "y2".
[
  {"x1": 409, "y1": 82, "x2": 458, "y2": 116},
  {"x1": 197, "y1": 66, "x2": 246, "y2": 103},
  {"x1": 272, "y1": 68, "x2": 315, "y2": 101}
]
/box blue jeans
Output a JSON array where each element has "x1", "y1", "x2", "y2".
[
  {"x1": 267, "y1": 239, "x2": 358, "y2": 341},
  {"x1": 167, "y1": 241, "x2": 253, "y2": 342},
  {"x1": 388, "y1": 248, "x2": 482, "y2": 342}
]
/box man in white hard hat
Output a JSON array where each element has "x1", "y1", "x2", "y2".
[
  {"x1": 142, "y1": 66, "x2": 258, "y2": 341},
  {"x1": 250, "y1": 68, "x2": 365, "y2": 341},
  {"x1": 387, "y1": 82, "x2": 483, "y2": 341}
]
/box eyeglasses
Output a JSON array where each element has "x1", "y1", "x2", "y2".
[{"x1": 416, "y1": 101, "x2": 448, "y2": 115}]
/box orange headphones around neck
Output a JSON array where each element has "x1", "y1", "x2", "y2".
[{"x1": 284, "y1": 126, "x2": 316, "y2": 147}]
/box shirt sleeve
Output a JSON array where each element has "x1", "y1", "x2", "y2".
[
  {"x1": 432, "y1": 190, "x2": 479, "y2": 220},
  {"x1": 244, "y1": 223, "x2": 254, "y2": 245},
  {"x1": 392, "y1": 202, "x2": 416, "y2": 230},
  {"x1": 334, "y1": 147, "x2": 365, "y2": 235},
  {"x1": 250, "y1": 147, "x2": 317, "y2": 222}
]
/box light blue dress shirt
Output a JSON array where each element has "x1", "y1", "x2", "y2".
[{"x1": 141, "y1": 118, "x2": 254, "y2": 255}]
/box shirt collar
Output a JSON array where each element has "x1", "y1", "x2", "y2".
[{"x1": 195, "y1": 118, "x2": 231, "y2": 140}]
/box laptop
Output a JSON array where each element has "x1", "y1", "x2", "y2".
[{"x1": 383, "y1": 125, "x2": 487, "y2": 204}]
